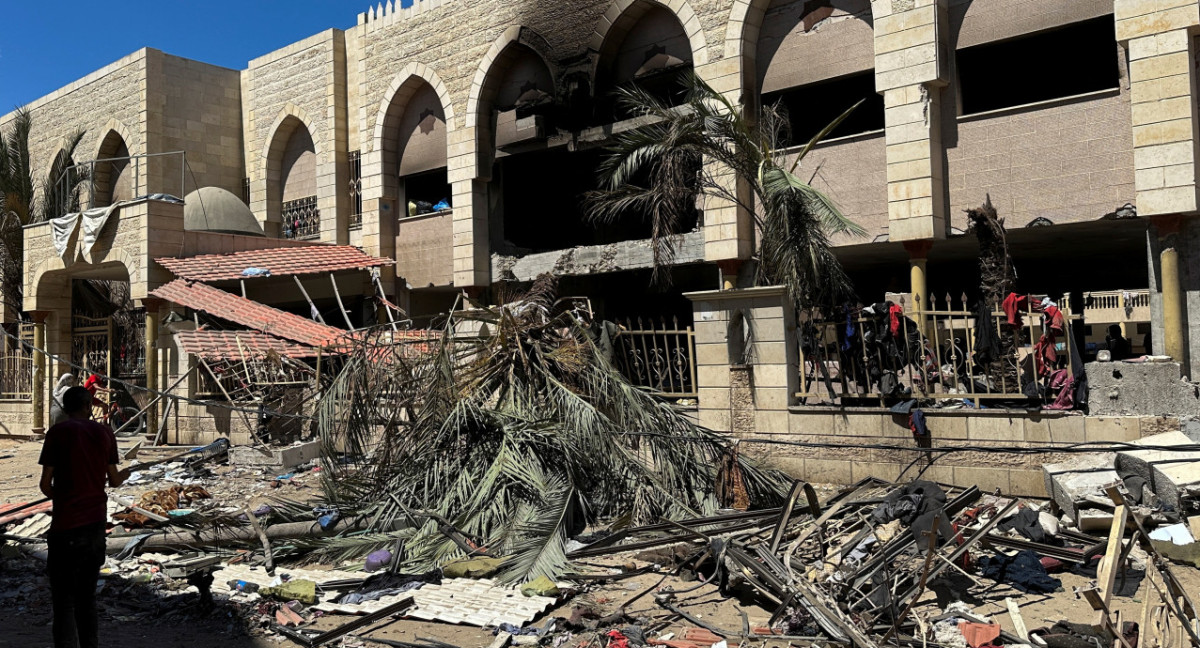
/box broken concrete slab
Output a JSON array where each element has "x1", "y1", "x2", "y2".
[
  {"x1": 1115, "y1": 432, "x2": 1200, "y2": 510},
  {"x1": 1153, "y1": 461, "x2": 1200, "y2": 512},
  {"x1": 1043, "y1": 453, "x2": 1118, "y2": 526},
  {"x1": 1085, "y1": 361, "x2": 1200, "y2": 416},
  {"x1": 228, "y1": 441, "x2": 320, "y2": 470}
]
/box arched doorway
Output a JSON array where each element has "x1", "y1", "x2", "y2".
[{"x1": 93, "y1": 130, "x2": 134, "y2": 207}]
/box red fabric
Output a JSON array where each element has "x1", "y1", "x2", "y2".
[
  {"x1": 38, "y1": 419, "x2": 118, "y2": 532},
  {"x1": 889, "y1": 303, "x2": 903, "y2": 336},
  {"x1": 1042, "y1": 305, "x2": 1064, "y2": 334},
  {"x1": 1002, "y1": 293, "x2": 1028, "y2": 327},
  {"x1": 606, "y1": 630, "x2": 630, "y2": 648},
  {"x1": 1040, "y1": 556, "x2": 1066, "y2": 572},
  {"x1": 1034, "y1": 335, "x2": 1058, "y2": 376},
  {"x1": 958, "y1": 622, "x2": 1001, "y2": 648}
]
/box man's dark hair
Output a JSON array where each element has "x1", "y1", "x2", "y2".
[{"x1": 62, "y1": 386, "x2": 93, "y2": 415}]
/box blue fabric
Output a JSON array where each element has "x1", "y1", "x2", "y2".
[
  {"x1": 977, "y1": 550, "x2": 1061, "y2": 593},
  {"x1": 432, "y1": 199, "x2": 451, "y2": 211},
  {"x1": 242, "y1": 267, "x2": 271, "y2": 277}
]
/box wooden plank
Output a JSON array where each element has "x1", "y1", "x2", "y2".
[
  {"x1": 1005, "y1": 598, "x2": 1029, "y2": 642},
  {"x1": 292, "y1": 276, "x2": 326, "y2": 325},
  {"x1": 1095, "y1": 504, "x2": 1128, "y2": 626}
]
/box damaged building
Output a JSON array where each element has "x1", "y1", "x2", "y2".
[{"x1": 2, "y1": 0, "x2": 1200, "y2": 498}]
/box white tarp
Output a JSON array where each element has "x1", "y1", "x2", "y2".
[
  {"x1": 50, "y1": 212, "x2": 81, "y2": 259},
  {"x1": 49, "y1": 201, "x2": 124, "y2": 260}
]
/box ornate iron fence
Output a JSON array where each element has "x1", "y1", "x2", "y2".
[
  {"x1": 612, "y1": 317, "x2": 697, "y2": 398},
  {"x1": 796, "y1": 294, "x2": 1078, "y2": 407},
  {"x1": 0, "y1": 326, "x2": 34, "y2": 400},
  {"x1": 283, "y1": 195, "x2": 320, "y2": 239}
]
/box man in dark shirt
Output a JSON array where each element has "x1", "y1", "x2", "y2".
[{"x1": 38, "y1": 386, "x2": 129, "y2": 648}]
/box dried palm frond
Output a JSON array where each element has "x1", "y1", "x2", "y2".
[{"x1": 314, "y1": 279, "x2": 788, "y2": 582}]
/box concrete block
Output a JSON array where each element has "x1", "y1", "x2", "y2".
[
  {"x1": 1153, "y1": 461, "x2": 1200, "y2": 511},
  {"x1": 229, "y1": 441, "x2": 321, "y2": 469},
  {"x1": 1043, "y1": 453, "x2": 1119, "y2": 524}
]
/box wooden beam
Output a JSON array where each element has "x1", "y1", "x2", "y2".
[
  {"x1": 292, "y1": 276, "x2": 326, "y2": 325},
  {"x1": 1095, "y1": 504, "x2": 1129, "y2": 626},
  {"x1": 329, "y1": 273, "x2": 355, "y2": 331}
]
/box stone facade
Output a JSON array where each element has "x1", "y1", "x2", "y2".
[
  {"x1": 7, "y1": 1, "x2": 1200, "y2": 495},
  {"x1": 3, "y1": 1, "x2": 1191, "y2": 294}
]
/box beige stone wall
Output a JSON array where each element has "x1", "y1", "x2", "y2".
[
  {"x1": 946, "y1": 91, "x2": 1136, "y2": 227},
  {"x1": 396, "y1": 212, "x2": 454, "y2": 288},
  {"x1": 244, "y1": 30, "x2": 346, "y2": 242},
  {"x1": 790, "y1": 133, "x2": 889, "y2": 243},
  {"x1": 0, "y1": 50, "x2": 149, "y2": 212},
  {"x1": 758, "y1": 410, "x2": 1169, "y2": 496},
  {"x1": 155, "y1": 53, "x2": 244, "y2": 196},
  {"x1": 756, "y1": 0, "x2": 873, "y2": 94},
  {"x1": 951, "y1": 0, "x2": 1113, "y2": 49}
]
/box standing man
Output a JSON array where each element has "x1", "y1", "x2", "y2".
[{"x1": 38, "y1": 386, "x2": 129, "y2": 648}]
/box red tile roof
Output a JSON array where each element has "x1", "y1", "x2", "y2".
[
  {"x1": 151, "y1": 279, "x2": 348, "y2": 348},
  {"x1": 175, "y1": 329, "x2": 315, "y2": 361},
  {"x1": 156, "y1": 245, "x2": 394, "y2": 282}
]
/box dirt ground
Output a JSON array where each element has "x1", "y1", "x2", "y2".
[{"x1": 3, "y1": 437, "x2": 1200, "y2": 648}]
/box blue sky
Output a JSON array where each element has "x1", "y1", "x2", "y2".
[{"x1": 0, "y1": 1, "x2": 404, "y2": 111}]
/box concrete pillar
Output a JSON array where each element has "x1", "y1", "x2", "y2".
[
  {"x1": 1162, "y1": 245, "x2": 1184, "y2": 362},
  {"x1": 685, "y1": 286, "x2": 798, "y2": 435},
  {"x1": 718, "y1": 260, "x2": 742, "y2": 290},
  {"x1": 1153, "y1": 216, "x2": 1187, "y2": 368},
  {"x1": 30, "y1": 311, "x2": 49, "y2": 436},
  {"x1": 903, "y1": 240, "x2": 932, "y2": 316},
  {"x1": 141, "y1": 299, "x2": 162, "y2": 437}
]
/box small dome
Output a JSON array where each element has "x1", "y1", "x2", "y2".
[{"x1": 184, "y1": 187, "x2": 265, "y2": 236}]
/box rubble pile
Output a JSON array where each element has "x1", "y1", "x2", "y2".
[{"x1": 6, "y1": 453, "x2": 1200, "y2": 647}]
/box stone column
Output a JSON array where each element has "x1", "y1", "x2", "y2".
[
  {"x1": 696, "y1": 58, "x2": 755, "y2": 270},
  {"x1": 30, "y1": 311, "x2": 50, "y2": 436},
  {"x1": 141, "y1": 299, "x2": 162, "y2": 437},
  {"x1": 871, "y1": 0, "x2": 949, "y2": 243},
  {"x1": 1116, "y1": 0, "x2": 1200, "y2": 216},
  {"x1": 448, "y1": 127, "x2": 490, "y2": 290},
  {"x1": 1153, "y1": 216, "x2": 1187, "y2": 368},
  {"x1": 903, "y1": 240, "x2": 932, "y2": 318}
]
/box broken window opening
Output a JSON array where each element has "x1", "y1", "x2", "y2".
[
  {"x1": 762, "y1": 70, "x2": 885, "y2": 145},
  {"x1": 957, "y1": 15, "x2": 1120, "y2": 116},
  {"x1": 400, "y1": 167, "x2": 451, "y2": 218},
  {"x1": 494, "y1": 148, "x2": 698, "y2": 253}
]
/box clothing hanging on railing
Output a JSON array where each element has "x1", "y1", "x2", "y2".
[
  {"x1": 1001, "y1": 293, "x2": 1029, "y2": 327},
  {"x1": 973, "y1": 301, "x2": 1002, "y2": 365}
]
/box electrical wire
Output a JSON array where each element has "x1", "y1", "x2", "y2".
[{"x1": 627, "y1": 432, "x2": 1200, "y2": 457}]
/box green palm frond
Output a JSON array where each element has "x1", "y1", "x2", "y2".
[{"x1": 587, "y1": 72, "x2": 865, "y2": 308}]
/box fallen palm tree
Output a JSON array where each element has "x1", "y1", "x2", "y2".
[{"x1": 313, "y1": 278, "x2": 788, "y2": 582}]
